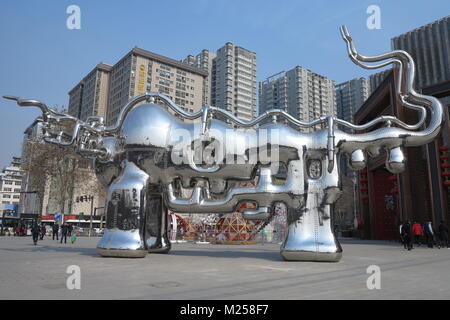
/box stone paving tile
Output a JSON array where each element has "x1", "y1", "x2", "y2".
[{"x1": 0, "y1": 236, "x2": 449, "y2": 299}]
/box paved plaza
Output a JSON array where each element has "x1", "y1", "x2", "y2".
[{"x1": 0, "y1": 236, "x2": 450, "y2": 299}]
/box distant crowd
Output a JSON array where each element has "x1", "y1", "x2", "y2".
[
  {"x1": 8, "y1": 223, "x2": 76, "y2": 246},
  {"x1": 399, "y1": 221, "x2": 449, "y2": 250}
]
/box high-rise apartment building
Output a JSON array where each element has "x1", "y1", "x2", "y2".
[
  {"x1": 259, "y1": 66, "x2": 336, "y2": 132},
  {"x1": 106, "y1": 47, "x2": 207, "y2": 126},
  {"x1": 68, "y1": 48, "x2": 207, "y2": 126},
  {"x1": 0, "y1": 157, "x2": 23, "y2": 220},
  {"x1": 185, "y1": 43, "x2": 257, "y2": 121},
  {"x1": 68, "y1": 63, "x2": 112, "y2": 121},
  {"x1": 0, "y1": 157, "x2": 23, "y2": 207},
  {"x1": 391, "y1": 16, "x2": 450, "y2": 89},
  {"x1": 183, "y1": 49, "x2": 216, "y2": 106},
  {"x1": 211, "y1": 43, "x2": 257, "y2": 121},
  {"x1": 336, "y1": 77, "x2": 370, "y2": 127}
]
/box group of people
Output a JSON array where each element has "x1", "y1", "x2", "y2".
[
  {"x1": 400, "y1": 220, "x2": 449, "y2": 250},
  {"x1": 30, "y1": 222, "x2": 75, "y2": 245},
  {"x1": 13, "y1": 225, "x2": 28, "y2": 236}
]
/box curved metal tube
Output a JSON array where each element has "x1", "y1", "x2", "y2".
[
  {"x1": 337, "y1": 25, "x2": 442, "y2": 150},
  {"x1": 102, "y1": 91, "x2": 330, "y2": 134},
  {"x1": 339, "y1": 25, "x2": 428, "y2": 131},
  {"x1": 2, "y1": 95, "x2": 74, "y2": 120},
  {"x1": 165, "y1": 167, "x2": 302, "y2": 213}
]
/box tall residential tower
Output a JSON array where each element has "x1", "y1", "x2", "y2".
[
  {"x1": 336, "y1": 77, "x2": 370, "y2": 128},
  {"x1": 183, "y1": 49, "x2": 216, "y2": 106},
  {"x1": 259, "y1": 66, "x2": 336, "y2": 132},
  {"x1": 68, "y1": 48, "x2": 208, "y2": 126},
  {"x1": 68, "y1": 63, "x2": 112, "y2": 121}
]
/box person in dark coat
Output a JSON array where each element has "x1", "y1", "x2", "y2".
[
  {"x1": 39, "y1": 223, "x2": 46, "y2": 240},
  {"x1": 31, "y1": 223, "x2": 40, "y2": 245},
  {"x1": 438, "y1": 221, "x2": 449, "y2": 249},
  {"x1": 52, "y1": 224, "x2": 59, "y2": 240},
  {"x1": 424, "y1": 221, "x2": 435, "y2": 248},
  {"x1": 60, "y1": 223, "x2": 69, "y2": 244},
  {"x1": 68, "y1": 224, "x2": 73, "y2": 237},
  {"x1": 401, "y1": 221, "x2": 413, "y2": 251}
]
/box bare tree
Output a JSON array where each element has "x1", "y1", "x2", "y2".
[{"x1": 21, "y1": 139, "x2": 97, "y2": 217}]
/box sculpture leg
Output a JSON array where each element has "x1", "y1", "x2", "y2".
[
  {"x1": 280, "y1": 182, "x2": 342, "y2": 262},
  {"x1": 145, "y1": 192, "x2": 171, "y2": 254},
  {"x1": 97, "y1": 161, "x2": 148, "y2": 258}
]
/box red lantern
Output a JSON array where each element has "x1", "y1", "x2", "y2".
[{"x1": 440, "y1": 145, "x2": 450, "y2": 187}]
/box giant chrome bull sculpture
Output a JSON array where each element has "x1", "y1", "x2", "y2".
[{"x1": 4, "y1": 26, "x2": 443, "y2": 261}]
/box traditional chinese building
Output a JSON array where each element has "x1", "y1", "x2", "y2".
[{"x1": 354, "y1": 68, "x2": 450, "y2": 240}]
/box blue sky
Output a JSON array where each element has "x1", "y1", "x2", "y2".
[{"x1": 0, "y1": 0, "x2": 449, "y2": 168}]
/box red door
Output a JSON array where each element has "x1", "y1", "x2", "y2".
[{"x1": 372, "y1": 169, "x2": 398, "y2": 240}]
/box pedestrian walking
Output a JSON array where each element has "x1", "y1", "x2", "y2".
[
  {"x1": 31, "y1": 223, "x2": 40, "y2": 245},
  {"x1": 70, "y1": 232, "x2": 77, "y2": 244},
  {"x1": 52, "y1": 224, "x2": 59, "y2": 241},
  {"x1": 68, "y1": 223, "x2": 73, "y2": 237},
  {"x1": 437, "y1": 221, "x2": 449, "y2": 249},
  {"x1": 401, "y1": 221, "x2": 413, "y2": 251},
  {"x1": 39, "y1": 223, "x2": 46, "y2": 240},
  {"x1": 424, "y1": 221, "x2": 435, "y2": 248},
  {"x1": 399, "y1": 221, "x2": 404, "y2": 246},
  {"x1": 60, "y1": 223, "x2": 69, "y2": 244},
  {"x1": 412, "y1": 221, "x2": 423, "y2": 247}
]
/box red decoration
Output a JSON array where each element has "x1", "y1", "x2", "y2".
[{"x1": 440, "y1": 145, "x2": 450, "y2": 187}]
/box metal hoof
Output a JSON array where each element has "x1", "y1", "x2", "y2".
[
  {"x1": 97, "y1": 247, "x2": 147, "y2": 258},
  {"x1": 280, "y1": 235, "x2": 343, "y2": 262},
  {"x1": 146, "y1": 236, "x2": 171, "y2": 254},
  {"x1": 97, "y1": 229, "x2": 146, "y2": 258},
  {"x1": 280, "y1": 249, "x2": 342, "y2": 262}
]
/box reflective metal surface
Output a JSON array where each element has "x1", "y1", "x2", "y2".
[{"x1": 4, "y1": 26, "x2": 443, "y2": 262}]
